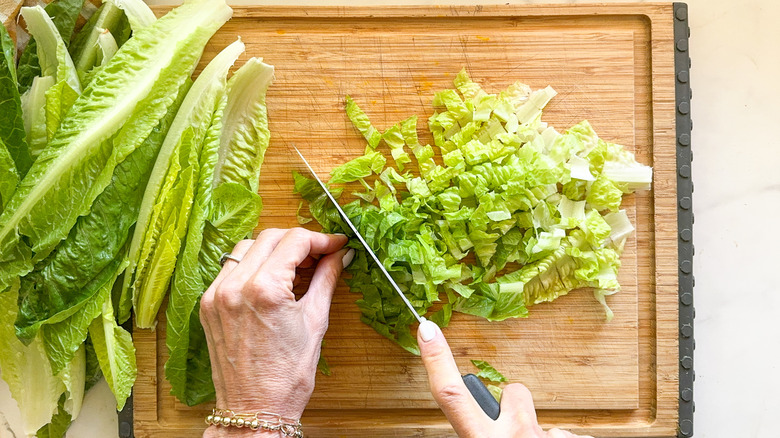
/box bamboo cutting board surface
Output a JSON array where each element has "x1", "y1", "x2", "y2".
[{"x1": 134, "y1": 4, "x2": 679, "y2": 437}]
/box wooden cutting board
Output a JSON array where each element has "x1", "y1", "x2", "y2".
[{"x1": 133, "y1": 4, "x2": 679, "y2": 437}]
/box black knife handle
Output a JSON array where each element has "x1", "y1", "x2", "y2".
[{"x1": 462, "y1": 373, "x2": 501, "y2": 420}]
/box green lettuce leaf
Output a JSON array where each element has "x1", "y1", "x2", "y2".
[
  {"x1": 0, "y1": 138, "x2": 20, "y2": 213},
  {"x1": 470, "y1": 359, "x2": 508, "y2": 383},
  {"x1": 88, "y1": 292, "x2": 136, "y2": 410},
  {"x1": 329, "y1": 150, "x2": 386, "y2": 184},
  {"x1": 167, "y1": 53, "x2": 273, "y2": 405},
  {"x1": 487, "y1": 384, "x2": 503, "y2": 402},
  {"x1": 585, "y1": 175, "x2": 623, "y2": 212},
  {"x1": 95, "y1": 30, "x2": 119, "y2": 67},
  {"x1": 0, "y1": 24, "x2": 32, "y2": 179},
  {"x1": 83, "y1": 335, "x2": 103, "y2": 392},
  {"x1": 18, "y1": 6, "x2": 82, "y2": 161},
  {"x1": 382, "y1": 124, "x2": 411, "y2": 171},
  {"x1": 38, "y1": 272, "x2": 113, "y2": 376},
  {"x1": 212, "y1": 58, "x2": 274, "y2": 193},
  {"x1": 59, "y1": 343, "x2": 85, "y2": 420},
  {"x1": 20, "y1": 6, "x2": 81, "y2": 94},
  {"x1": 21, "y1": 75, "x2": 54, "y2": 159}
]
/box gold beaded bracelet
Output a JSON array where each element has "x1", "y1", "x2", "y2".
[{"x1": 205, "y1": 408, "x2": 303, "y2": 437}]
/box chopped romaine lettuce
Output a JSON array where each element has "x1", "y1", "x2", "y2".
[
  {"x1": 471, "y1": 360, "x2": 508, "y2": 383},
  {"x1": 297, "y1": 69, "x2": 652, "y2": 350}
]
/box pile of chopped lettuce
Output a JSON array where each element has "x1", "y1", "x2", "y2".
[
  {"x1": 296, "y1": 69, "x2": 652, "y2": 354},
  {"x1": 0, "y1": 0, "x2": 272, "y2": 434}
]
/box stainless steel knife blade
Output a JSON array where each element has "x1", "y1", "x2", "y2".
[{"x1": 294, "y1": 146, "x2": 426, "y2": 325}]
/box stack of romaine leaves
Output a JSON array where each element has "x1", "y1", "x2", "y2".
[
  {"x1": 296, "y1": 69, "x2": 652, "y2": 354},
  {"x1": 0, "y1": 0, "x2": 273, "y2": 434}
]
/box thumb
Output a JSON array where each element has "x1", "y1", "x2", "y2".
[{"x1": 417, "y1": 320, "x2": 491, "y2": 435}]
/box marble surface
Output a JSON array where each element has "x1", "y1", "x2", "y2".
[{"x1": 2, "y1": 1, "x2": 778, "y2": 437}]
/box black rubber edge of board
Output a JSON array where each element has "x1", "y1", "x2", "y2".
[
  {"x1": 115, "y1": 6, "x2": 697, "y2": 438},
  {"x1": 673, "y1": 3, "x2": 694, "y2": 437},
  {"x1": 117, "y1": 319, "x2": 134, "y2": 438}
]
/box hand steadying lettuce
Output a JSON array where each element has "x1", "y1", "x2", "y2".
[{"x1": 296, "y1": 69, "x2": 652, "y2": 354}]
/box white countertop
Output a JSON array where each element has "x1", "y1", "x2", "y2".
[{"x1": 2, "y1": 1, "x2": 778, "y2": 437}]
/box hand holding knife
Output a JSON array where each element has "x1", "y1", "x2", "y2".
[{"x1": 295, "y1": 146, "x2": 501, "y2": 421}]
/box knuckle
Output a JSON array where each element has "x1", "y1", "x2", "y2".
[
  {"x1": 247, "y1": 272, "x2": 288, "y2": 307},
  {"x1": 287, "y1": 227, "x2": 310, "y2": 241},
  {"x1": 199, "y1": 291, "x2": 215, "y2": 315},
  {"x1": 232, "y1": 239, "x2": 254, "y2": 254},
  {"x1": 434, "y1": 383, "x2": 468, "y2": 408},
  {"x1": 257, "y1": 228, "x2": 281, "y2": 241},
  {"x1": 216, "y1": 277, "x2": 244, "y2": 297},
  {"x1": 214, "y1": 279, "x2": 246, "y2": 309}
]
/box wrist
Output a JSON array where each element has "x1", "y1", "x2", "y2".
[
  {"x1": 203, "y1": 425, "x2": 278, "y2": 438},
  {"x1": 215, "y1": 378, "x2": 314, "y2": 419}
]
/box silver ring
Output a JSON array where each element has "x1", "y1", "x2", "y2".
[{"x1": 219, "y1": 253, "x2": 242, "y2": 266}]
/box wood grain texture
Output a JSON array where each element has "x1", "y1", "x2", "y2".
[{"x1": 134, "y1": 4, "x2": 678, "y2": 437}]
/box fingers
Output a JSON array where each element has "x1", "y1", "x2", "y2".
[
  {"x1": 301, "y1": 248, "x2": 354, "y2": 325},
  {"x1": 496, "y1": 383, "x2": 542, "y2": 435},
  {"x1": 267, "y1": 229, "x2": 348, "y2": 271},
  {"x1": 254, "y1": 229, "x2": 347, "y2": 297},
  {"x1": 224, "y1": 228, "x2": 289, "y2": 285},
  {"x1": 417, "y1": 320, "x2": 491, "y2": 435}
]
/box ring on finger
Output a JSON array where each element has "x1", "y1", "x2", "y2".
[{"x1": 219, "y1": 253, "x2": 243, "y2": 266}]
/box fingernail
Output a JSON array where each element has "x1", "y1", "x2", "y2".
[
  {"x1": 419, "y1": 319, "x2": 439, "y2": 342},
  {"x1": 334, "y1": 233, "x2": 347, "y2": 237},
  {"x1": 341, "y1": 248, "x2": 355, "y2": 267}
]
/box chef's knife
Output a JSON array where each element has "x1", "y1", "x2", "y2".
[{"x1": 294, "y1": 146, "x2": 501, "y2": 421}]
